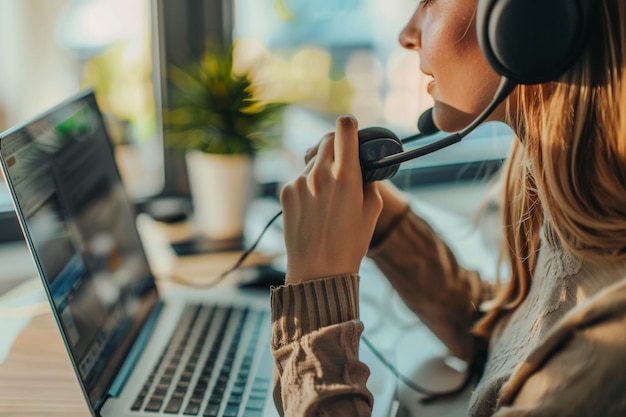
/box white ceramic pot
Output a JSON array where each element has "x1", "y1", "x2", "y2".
[{"x1": 185, "y1": 150, "x2": 254, "y2": 240}]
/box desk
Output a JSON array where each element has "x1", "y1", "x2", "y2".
[
  {"x1": 0, "y1": 283, "x2": 470, "y2": 417},
  {"x1": 0, "y1": 311, "x2": 89, "y2": 417},
  {"x1": 0, "y1": 190, "x2": 495, "y2": 417}
]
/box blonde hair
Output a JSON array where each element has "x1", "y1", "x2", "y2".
[{"x1": 474, "y1": 0, "x2": 626, "y2": 337}]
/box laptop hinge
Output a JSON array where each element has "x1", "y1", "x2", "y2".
[{"x1": 95, "y1": 300, "x2": 165, "y2": 413}]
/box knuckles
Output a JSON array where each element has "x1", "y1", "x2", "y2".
[
  {"x1": 293, "y1": 175, "x2": 310, "y2": 194},
  {"x1": 304, "y1": 147, "x2": 317, "y2": 163},
  {"x1": 279, "y1": 175, "x2": 309, "y2": 204}
]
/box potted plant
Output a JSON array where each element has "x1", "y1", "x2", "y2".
[{"x1": 164, "y1": 41, "x2": 283, "y2": 242}]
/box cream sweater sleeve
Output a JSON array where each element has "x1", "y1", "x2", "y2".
[
  {"x1": 270, "y1": 274, "x2": 373, "y2": 417},
  {"x1": 368, "y1": 208, "x2": 492, "y2": 362}
]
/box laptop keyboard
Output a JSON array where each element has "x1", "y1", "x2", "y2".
[{"x1": 131, "y1": 304, "x2": 271, "y2": 416}]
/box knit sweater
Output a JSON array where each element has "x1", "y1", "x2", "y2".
[{"x1": 270, "y1": 208, "x2": 626, "y2": 416}]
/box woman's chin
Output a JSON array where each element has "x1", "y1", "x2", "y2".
[{"x1": 431, "y1": 103, "x2": 480, "y2": 133}]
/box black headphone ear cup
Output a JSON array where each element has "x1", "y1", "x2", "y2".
[
  {"x1": 477, "y1": 0, "x2": 591, "y2": 84},
  {"x1": 358, "y1": 127, "x2": 403, "y2": 184}
]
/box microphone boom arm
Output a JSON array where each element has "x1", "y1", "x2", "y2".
[{"x1": 370, "y1": 76, "x2": 517, "y2": 170}]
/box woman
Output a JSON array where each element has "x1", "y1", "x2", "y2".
[{"x1": 272, "y1": 0, "x2": 626, "y2": 415}]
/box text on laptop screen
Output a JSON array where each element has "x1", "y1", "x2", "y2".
[{"x1": 0, "y1": 92, "x2": 158, "y2": 406}]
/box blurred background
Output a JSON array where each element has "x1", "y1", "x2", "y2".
[{"x1": 0, "y1": 0, "x2": 512, "y2": 281}]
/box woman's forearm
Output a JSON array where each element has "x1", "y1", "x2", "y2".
[
  {"x1": 270, "y1": 275, "x2": 373, "y2": 417},
  {"x1": 369, "y1": 185, "x2": 491, "y2": 362}
]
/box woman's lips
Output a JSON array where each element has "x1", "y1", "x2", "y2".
[
  {"x1": 421, "y1": 67, "x2": 435, "y2": 94},
  {"x1": 427, "y1": 78, "x2": 435, "y2": 94}
]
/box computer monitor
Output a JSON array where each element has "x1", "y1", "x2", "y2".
[{"x1": 151, "y1": 0, "x2": 233, "y2": 199}]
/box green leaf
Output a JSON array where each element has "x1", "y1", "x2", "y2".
[{"x1": 163, "y1": 41, "x2": 285, "y2": 155}]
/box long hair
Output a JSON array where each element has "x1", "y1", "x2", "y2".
[{"x1": 474, "y1": 0, "x2": 626, "y2": 337}]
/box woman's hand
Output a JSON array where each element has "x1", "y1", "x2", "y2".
[
  {"x1": 280, "y1": 116, "x2": 383, "y2": 284},
  {"x1": 303, "y1": 132, "x2": 411, "y2": 249}
]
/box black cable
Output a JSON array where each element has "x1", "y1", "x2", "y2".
[
  {"x1": 215, "y1": 209, "x2": 283, "y2": 282},
  {"x1": 361, "y1": 334, "x2": 476, "y2": 404}
]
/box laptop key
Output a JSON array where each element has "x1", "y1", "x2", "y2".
[
  {"x1": 203, "y1": 404, "x2": 220, "y2": 417},
  {"x1": 144, "y1": 398, "x2": 163, "y2": 412},
  {"x1": 131, "y1": 397, "x2": 144, "y2": 411},
  {"x1": 222, "y1": 405, "x2": 240, "y2": 417},
  {"x1": 246, "y1": 399, "x2": 265, "y2": 411},
  {"x1": 183, "y1": 403, "x2": 201, "y2": 415},
  {"x1": 164, "y1": 397, "x2": 182, "y2": 414},
  {"x1": 209, "y1": 393, "x2": 223, "y2": 404}
]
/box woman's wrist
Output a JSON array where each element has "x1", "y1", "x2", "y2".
[
  {"x1": 371, "y1": 182, "x2": 410, "y2": 246},
  {"x1": 285, "y1": 264, "x2": 359, "y2": 285},
  {"x1": 271, "y1": 274, "x2": 360, "y2": 344}
]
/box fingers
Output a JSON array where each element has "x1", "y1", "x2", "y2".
[
  {"x1": 306, "y1": 133, "x2": 334, "y2": 192},
  {"x1": 313, "y1": 133, "x2": 335, "y2": 169},
  {"x1": 304, "y1": 115, "x2": 359, "y2": 166},
  {"x1": 334, "y1": 116, "x2": 360, "y2": 172},
  {"x1": 302, "y1": 116, "x2": 360, "y2": 183},
  {"x1": 302, "y1": 133, "x2": 332, "y2": 175},
  {"x1": 304, "y1": 145, "x2": 318, "y2": 164}
]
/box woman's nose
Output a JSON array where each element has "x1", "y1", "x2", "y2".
[{"x1": 398, "y1": 11, "x2": 421, "y2": 50}]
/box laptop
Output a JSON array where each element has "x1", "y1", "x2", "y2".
[{"x1": 0, "y1": 91, "x2": 397, "y2": 417}]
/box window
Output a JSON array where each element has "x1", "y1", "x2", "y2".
[
  {"x1": 233, "y1": 0, "x2": 513, "y2": 186},
  {"x1": 0, "y1": 0, "x2": 157, "y2": 241},
  {"x1": 0, "y1": 0, "x2": 513, "y2": 242}
]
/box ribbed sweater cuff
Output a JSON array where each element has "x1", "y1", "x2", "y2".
[{"x1": 270, "y1": 274, "x2": 360, "y2": 347}]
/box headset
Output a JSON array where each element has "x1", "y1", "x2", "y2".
[{"x1": 358, "y1": 0, "x2": 594, "y2": 185}]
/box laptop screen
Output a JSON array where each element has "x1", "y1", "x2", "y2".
[{"x1": 0, "y1": 91, "x2": 158, "y2": 407}]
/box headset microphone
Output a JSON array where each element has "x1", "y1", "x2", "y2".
[
  {"x1": 358, "y1": 76, "x2": 517, "y2": 185},
  {"x1": 400, "y1": 108, "x2": 440, "y2": 145}
]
